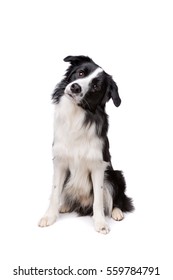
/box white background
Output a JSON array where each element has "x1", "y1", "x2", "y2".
[{"x1": 0, "y1": 0, "x2": 173, "y2": 279}]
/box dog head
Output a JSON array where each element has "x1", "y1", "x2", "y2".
[{"x1": 52, "y1": 55, "x2": 121, "y2": 111}]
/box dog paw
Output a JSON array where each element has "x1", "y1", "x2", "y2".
[
  {"x1": 94, "y1": 220, "x2": 110, "y2": 234},
  {"x1": 59, "y1": 205, "x2": 70, "y2": 213},
  {"x1": 112, "y1": 207, "x2": 124, "y2": 221},
  {"x1": 38, "y1": 215, "x2": 57, "y2": 227}
]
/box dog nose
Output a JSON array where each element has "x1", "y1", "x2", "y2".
[{"x1": 70, "y1": 83, "x2": 81, "y2": 94}]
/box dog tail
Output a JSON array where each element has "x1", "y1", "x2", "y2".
[
  {"x1": 118, "y1": 192, "x2": 134, "y2": 212},
  {"x1": 106, "y1": 170, "x2": 134, "y2": 212}
]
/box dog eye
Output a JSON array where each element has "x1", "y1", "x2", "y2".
[
  {"x1": 92, "y1": 84, "x2": 97, "y2": 90},
  {"x1": 78, "y1": 70, "x2": 85, "y2": 77}
]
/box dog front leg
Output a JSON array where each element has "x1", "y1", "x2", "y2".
[
  {"x1": 38, "y1": 158, "x2": 66, "y2": 227},
  {"x1": 91, "y1": 164, "x2": 110, "y2": 234}
]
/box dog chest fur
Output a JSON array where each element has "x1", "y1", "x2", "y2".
[{"x1": 53, "y1": 95, "x2": 104, "y2": 162}]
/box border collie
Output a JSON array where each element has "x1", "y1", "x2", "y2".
[{"x1": 39, "y1": 55, "x2": 134, "y2": 234}]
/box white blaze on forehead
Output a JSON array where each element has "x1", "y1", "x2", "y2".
[
  {"x1": 66, "y1": 67, "x2": 103, "y2": 95},
  {"x1": 80, "y1": 67, "x2": 103, "y2": 84}
]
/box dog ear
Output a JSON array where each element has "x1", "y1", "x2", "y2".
[
  {"x1": 64, "y1": 55, "x2": 92, "y2": 65},
  {"x1": 109, "y1": 78, "x2": 121, "y2": 107},
  {"x1": 102, "y1": 75, "x2": 121, "y2": 107}
]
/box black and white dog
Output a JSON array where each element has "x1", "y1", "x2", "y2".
[{"x1": 39, "y1": 55, "x2": 134, "y2": 234}]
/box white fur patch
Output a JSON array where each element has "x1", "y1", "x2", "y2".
[{"x1": 53, "y1": 96, "x2": 103, "y2": 161}]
